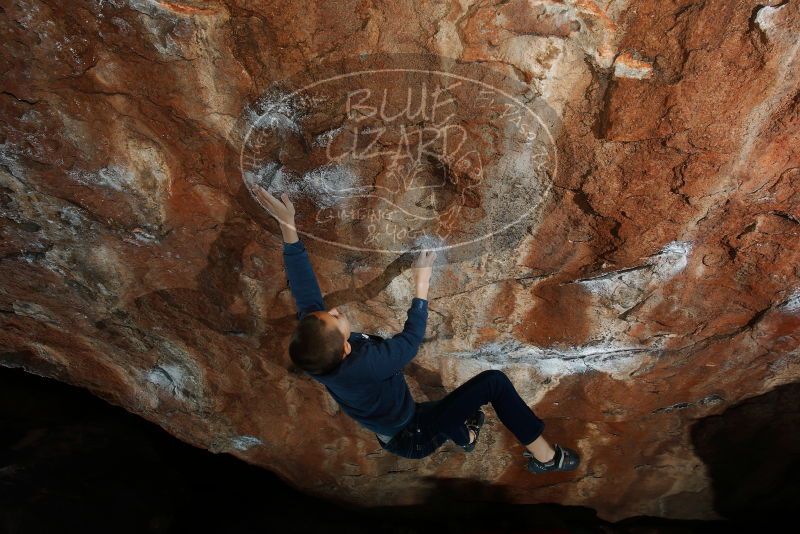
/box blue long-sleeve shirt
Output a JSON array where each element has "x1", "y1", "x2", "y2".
[{"x1": 282, "y1": 239, "x2": 428, "y2": 439}]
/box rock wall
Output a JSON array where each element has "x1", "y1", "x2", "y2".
[{"x1": 1, "y1": 0, "x2": 798, "y2": 521}]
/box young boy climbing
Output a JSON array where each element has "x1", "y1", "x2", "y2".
[{"x1": 255, "y1": 185, "x2": 580, "y2": 473}]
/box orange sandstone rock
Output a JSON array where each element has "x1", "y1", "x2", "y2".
[{"x1": 0, "y1": 0, "x2": 798, "y2": 522}]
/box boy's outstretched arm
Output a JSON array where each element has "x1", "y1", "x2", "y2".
[
  {"x1": 366, "y1": 250, "x2": 436, "y2": 380},
  {"x1": 252, "y1": 185, "x2": 324, "y2": 320}
]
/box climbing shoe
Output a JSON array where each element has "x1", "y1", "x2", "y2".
[
  {"x1": 524, "y1": 444, "x2": 580, "y2": 473},
  {"x1": 461, "y1": 409, "x2": 485, "y2": 452}
]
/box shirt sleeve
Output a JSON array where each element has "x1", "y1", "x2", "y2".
[
  {"x1": 282, "y1": 240, "x2": 325, "y2": 320},
  {"x1": 365, "y1": 297, "x2": 428, "y2": 380}
]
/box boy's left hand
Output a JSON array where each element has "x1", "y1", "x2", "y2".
[
  {"x1": 253, "y1": 185, "x2": 295, "y2": 227},
  {"x1": 252, "y1": 185, "x2": 298, "y2": 242}
]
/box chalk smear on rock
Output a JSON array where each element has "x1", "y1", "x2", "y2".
[{"x1": 230, "y1": 435, "x2": 264, "y2": 451}]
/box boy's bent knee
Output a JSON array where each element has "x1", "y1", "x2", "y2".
[{"x1": 478, "y1": 369, "x2": 511, "y2": 383}]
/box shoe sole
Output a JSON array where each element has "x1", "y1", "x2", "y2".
[{"x1": 526, "y1": 461, "x2": 580, "y2": 473}]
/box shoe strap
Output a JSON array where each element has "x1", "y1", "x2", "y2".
[
  {"x1": 523, "y1": 448, "x2": 556, "y2": 466},
  {"x1": 554, "y1": 444, "x2": 566, "y2": 469}
]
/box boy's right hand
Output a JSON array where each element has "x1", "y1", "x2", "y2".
[{"x1": 412, "y1": 250, "x2": 437, "y2": 299}]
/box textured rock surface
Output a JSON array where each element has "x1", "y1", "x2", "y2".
[{"x1": 1, "y1": 0, "x2": 798, "y2": 522}]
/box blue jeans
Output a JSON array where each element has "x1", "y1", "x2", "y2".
[{"x1": 378, "y1": 370, "x2": 546, "y2": 459}]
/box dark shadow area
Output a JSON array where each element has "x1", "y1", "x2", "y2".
[
  {"x1": 407, "y1": 361, "x2": 447, "y2": 400},
  {"x1": 1, "y1": 366, "x2": 733, "y2": 534},
  {"x1": 691, "y1": 381, "x2": 800, "y2": 522}
]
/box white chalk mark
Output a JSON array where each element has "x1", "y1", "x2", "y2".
[
  {"x1": 230, "y1": 435, "x2": 264, "y2": 451},
  {"x1": 779, "y1": 290, "x2": 800, "y2": 313},
  {"x1": 451, "y1": 338, "x2": 650, "y2": 377}
]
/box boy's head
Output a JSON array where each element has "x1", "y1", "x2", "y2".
[{"x1": 289, "y1": 308, "x2": 352, "y2": 375}]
